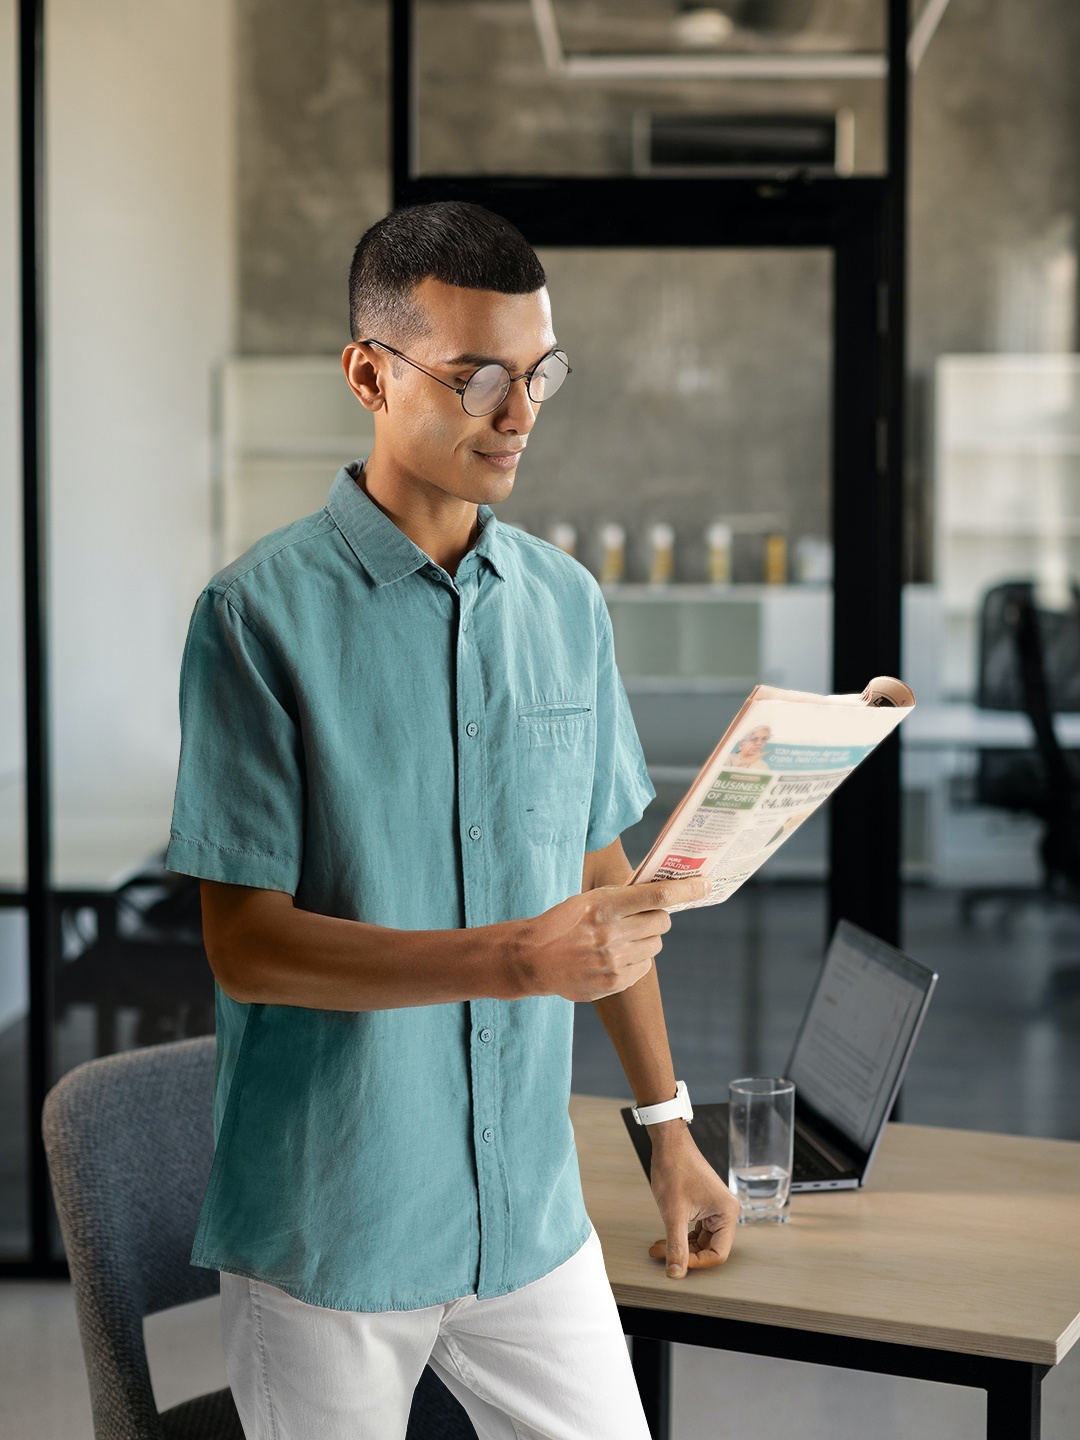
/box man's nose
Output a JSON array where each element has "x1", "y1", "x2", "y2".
[{"x1": 492, "y1": 376, "x2": 539, "y2": 434}]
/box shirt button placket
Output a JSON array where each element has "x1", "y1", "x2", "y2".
[{"x1": 457, "y1": 572, "x2": 504, "y2": 1293}]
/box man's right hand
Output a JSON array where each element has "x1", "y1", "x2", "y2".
[{"x1": 510, "y1": 877, "x2": 710, "y2": 1003}]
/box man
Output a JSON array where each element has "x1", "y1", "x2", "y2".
[{"x1": 167, "y1": 200, "x2": 739, "y2": 1440}]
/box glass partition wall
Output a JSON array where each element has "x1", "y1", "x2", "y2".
[
  {"x1": 3, "y1": 0, "x2": 909, "y2": 1273},
  {"x1": 899, "y1": 0, "x2": 1080, "y2": 1142},
  {"x1": 1, "y1": 0, "x2": 235, "y2": 1268},
  {"x1": 501, "y1": 247, "x2": 837, "y2": 1094},
  {"x1": 399, "y1": 0, "x2": 909, "y2": 1095}
]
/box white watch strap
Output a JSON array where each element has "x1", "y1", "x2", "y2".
[{"x1": 631, "y1": 1079, "x2": 693, "y2": 1126}]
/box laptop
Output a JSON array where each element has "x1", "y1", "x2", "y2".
[{"x1": 621, "y1": 919, "x2": 938, "y2": 1192}]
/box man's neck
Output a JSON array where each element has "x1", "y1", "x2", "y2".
[{"x1": 359, "y1": 454, "x2": 480, "y2": 576}]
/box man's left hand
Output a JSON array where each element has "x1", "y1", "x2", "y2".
[{"x1": 646, "y1": 1123, "x2": 741, "y2": 1278}]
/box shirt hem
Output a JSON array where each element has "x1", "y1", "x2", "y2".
[{"x1": 192, "y1": 1215, "x2": 594, "y2": 1314}]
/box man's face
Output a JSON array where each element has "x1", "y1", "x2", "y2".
[{"x1": 344, "y1": 276, "x2": 556, "y2": 507}]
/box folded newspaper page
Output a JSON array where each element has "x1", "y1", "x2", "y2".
[{"x1": 632, "y1": 676, "x2": 915, "y2": 911}]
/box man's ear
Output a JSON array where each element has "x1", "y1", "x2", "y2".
[{"x1": 342, "y1": 343, "x2": 386, "y2": 412}]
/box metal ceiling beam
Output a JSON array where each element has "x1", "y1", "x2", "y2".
[{"x1": 529, "y1": 0, "x2": 949, "y2": 81}]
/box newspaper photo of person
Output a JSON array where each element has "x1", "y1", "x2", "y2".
[{"x1": 726, "y1": 724, "x2": 772, "y2": 772}]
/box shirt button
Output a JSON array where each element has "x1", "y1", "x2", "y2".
[
  {"x1": 481, "y1": 1127, "x2": 494, "y2": 1143},
  {"x1": 466, "y1": 722, "x2": 479, "y2": 737},
  {"x1": 479, "y1": 1027, "x2": 493, "y2": 1043},
  {"x1": 468, "y1": 825, "x2": 482, "y2": 841}
]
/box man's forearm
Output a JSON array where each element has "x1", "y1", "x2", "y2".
[
  {"x1": 592, "y1": 964, "x2": 680, "y2": 1112},
  {"x1": 200, "y1": 868, "x2": 690, "y2": 1013},
  {"x1": 202, "y1": 883, "x2": 523, "y2": 1010},
  {"x1": 585, "y1": 839, "x2": 683, "y2": 1122}
]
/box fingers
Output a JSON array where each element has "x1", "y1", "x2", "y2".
[
  {"x1": 695, "y1": 1213, "x2": 736, "y2": 1265},
  {"x1": 662, "y1": 1223, "x2": 689, "y2": 1279},
  {"x1": 647, "y1": 1236, "x2": 732, "y2": 1271},
  {"x1": 618, "y1": 911, "x2": 675, "y2": 943},
  {"x1": 647, "y1": 1217, "x2": 737, "y2": 1275},
  {"x1": 609, "y1": 876, "x2": 710, "y2": 916}
]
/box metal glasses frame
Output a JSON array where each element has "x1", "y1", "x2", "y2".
[{"x1": 362, "y1": 337, "x2": 571, "y2": 416}]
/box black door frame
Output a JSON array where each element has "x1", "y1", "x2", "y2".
[
  {"x1": 3, "y1": 0, "x2": 907, "y2": 1275},
  {"x1": 391, "y1": 0, "x2": 908, "y2": 946}
]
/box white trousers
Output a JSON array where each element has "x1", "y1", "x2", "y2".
[{"x1": 219, "y1": 1226, "x2": 652, "y2": 1440}]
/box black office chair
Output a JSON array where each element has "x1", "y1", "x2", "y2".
[
  {"x1": 967, "y1": 582, "x2": 1080, "y2": 1004},
  {"x1": 43, "y1": 1037, "x2": 478, "y2": 1440},
  {"x1": 55, "y1": 862, "x2": 216, "y2": 1059},
  {"x1": 964, "y1": 582, "x2": 1080, "y2": 909}
]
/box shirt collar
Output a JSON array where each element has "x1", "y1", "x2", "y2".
[{"x1": 327, "y1": 461, "x2": 506, "y2": 586}]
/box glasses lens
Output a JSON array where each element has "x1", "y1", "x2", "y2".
[
  {"x1": 527, "y1": 350, "x2": 569, "y2": 404},
  {"x1": 462, "y1": 363, "x2": 511, "y2": 417}
]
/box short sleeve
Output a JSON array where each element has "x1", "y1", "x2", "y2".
[
  {"x1": 165, "y1": 588, "x2": 304, "y2": 892},
  {"x1": 585, "y1": 591, "x2": 656, "y2": 853}
]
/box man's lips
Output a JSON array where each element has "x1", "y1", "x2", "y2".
[{"x1": 475, "y1": 448, "x2": 525, "y2": 470}]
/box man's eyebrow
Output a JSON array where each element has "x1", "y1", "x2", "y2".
[{"x1": 441, "y1": 345, "x2": 558, "y2": 370}]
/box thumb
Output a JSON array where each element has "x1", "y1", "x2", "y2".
[{"x1": 665, "y1": 1219, "x2": 689, "y2": 1279}]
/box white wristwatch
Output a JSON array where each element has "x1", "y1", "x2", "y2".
[{"x1": 631, "y1": 1080, "x2": 693, "y2": 1127}]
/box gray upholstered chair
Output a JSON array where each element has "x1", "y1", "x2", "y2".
[{"x1": 42, "y1": 1035, "x2": 476, "y2": 1440}]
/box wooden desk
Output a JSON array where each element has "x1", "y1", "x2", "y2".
[{"x1": 570, "y1": 1095, "x2": 1080, "y2": 1440}]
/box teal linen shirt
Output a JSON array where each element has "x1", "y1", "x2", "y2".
[{"x1": 166, "y1": 462, "x2": 654, "y2": 1311}]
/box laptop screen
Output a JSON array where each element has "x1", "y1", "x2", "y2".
[{"x1": 786, "y1": 921, "x2": 936, "y2": 1155}]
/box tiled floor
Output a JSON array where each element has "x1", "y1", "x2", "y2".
[
  {"x1": 2, "y1": 1279, "x2": 1078, "y2": 1440},
  {"x1": 3, "y1": 875, "x2": 1080, "y2": 1438}
]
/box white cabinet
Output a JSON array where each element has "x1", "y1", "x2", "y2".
[{"x1": 221, "y1": 358, "x2": 375, "y2": 562}]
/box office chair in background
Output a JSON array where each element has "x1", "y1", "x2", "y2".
[
  {"x1": 54, "y1": 865, "x2": 215, "y2": 1061},
  {"x1": 966, "y1": 581, "x2": 1080, "y2": 1005},
  {"x1": 42, "y1": 1036, "x2": 478, "y2": 1440}
]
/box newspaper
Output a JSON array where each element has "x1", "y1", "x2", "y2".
[{"x1": 632, "y1": 676, "x2": 915, "y2": 911}]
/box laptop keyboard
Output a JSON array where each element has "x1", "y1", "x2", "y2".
[{"x1": 792, "y1": 1128, "x2": 843, "y2": 1182}]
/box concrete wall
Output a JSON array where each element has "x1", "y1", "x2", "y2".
[{"x1": 235, "y1": 0, "x2": 1080, "y2": 585}]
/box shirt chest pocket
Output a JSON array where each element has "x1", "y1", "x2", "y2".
[{"x1": 517, "y1": 702, "x2": 594, "y2": 845}]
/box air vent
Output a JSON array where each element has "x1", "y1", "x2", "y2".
[{"x1": 634, "y1": 110, "x2": 854, "y2": 175}]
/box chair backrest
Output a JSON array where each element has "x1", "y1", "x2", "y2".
[
  {"x1": 977, "y1": 580, "x2": 1080, "y2": 712},
  {"x1": 42, "y1": 1037, "x2": 220, "y2": 1440}
]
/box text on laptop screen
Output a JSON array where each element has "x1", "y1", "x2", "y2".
[{"x1": 787, "y1": 931, "x2": 930, "y2": 1153}]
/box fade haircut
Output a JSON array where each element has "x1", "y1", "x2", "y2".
[{"x1": 348, "y1": 201, "x2": 547, "y2": 346}]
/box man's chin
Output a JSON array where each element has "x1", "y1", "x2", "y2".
[{"x1": 465, "y1": 459, "x2": 518, "y2": 504}]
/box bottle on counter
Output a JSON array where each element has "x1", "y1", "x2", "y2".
[
  {"x1": 598, "y1": 523, "x2": 626, "y2": 586},
  {"x1": 793, "y1": 535, "x2": 833, "y2": 584},
  {"x1": 763, "y1": 532, "x2": 788, "y2": 585},
  {"x1": 707, "y1": 522, "x2": 733, "y2": 586},
  {"x1": 549, "y1": 522, "x2": 577, "y2": 558},
  {"x1": 647, "y1": 522, "x2": 675, "y2": 586}
]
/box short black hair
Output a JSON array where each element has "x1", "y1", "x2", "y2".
[{"x1": 348, "y1": 201, "x2": 547, "y2": 344}]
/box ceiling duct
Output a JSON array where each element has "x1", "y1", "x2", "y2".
[{"x1": 634, "y1": 110, "x2": 855, "y2": 175}]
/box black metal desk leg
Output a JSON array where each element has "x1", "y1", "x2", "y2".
[
  {"x1": 632, "y1": 1336, "x2": 671, "y2": 1440},
  {"x1": 986, "y1": 1362, "x2": 1047, "y2": 1440}
]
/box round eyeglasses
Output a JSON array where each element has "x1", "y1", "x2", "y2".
[{"x1": 363, "y1": 339, "x2": 571, "y2": 418}]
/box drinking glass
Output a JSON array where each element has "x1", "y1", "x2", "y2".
[{"x1": 728, "y1": 1077, "x2": 795, "y2": 1224}]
